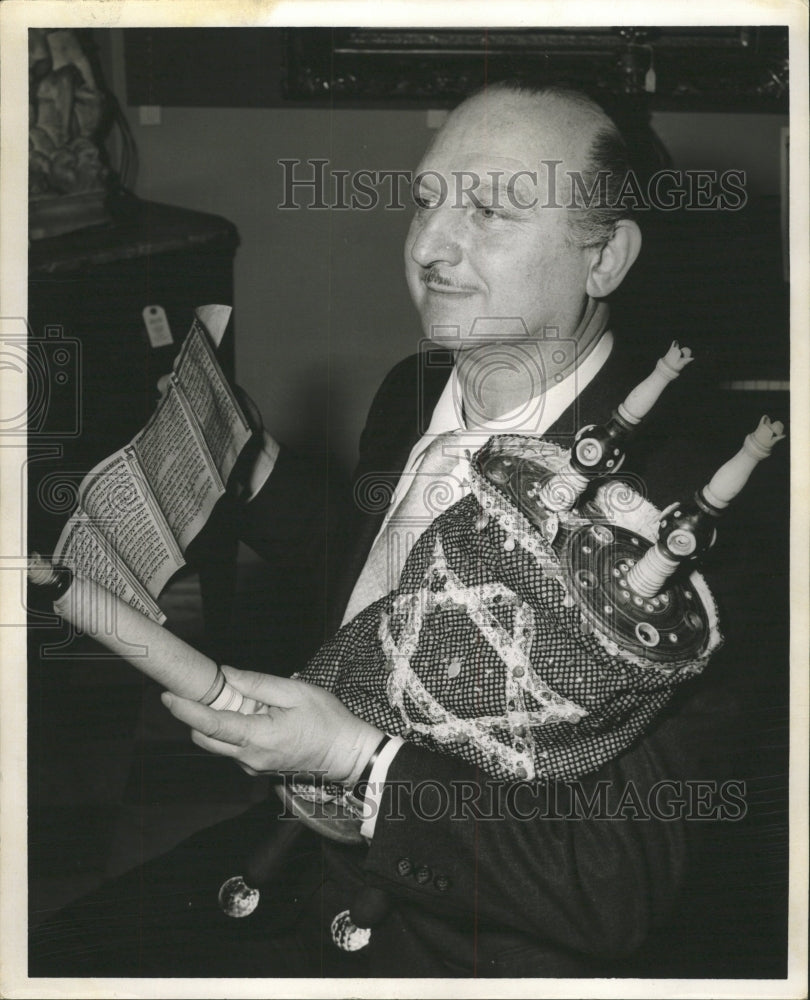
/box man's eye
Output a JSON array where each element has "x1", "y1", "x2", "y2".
[
  {"x1": 413, "y1": 191, "x2": 439, "y2": 210},
  {"x1": 476, "y1": 205, "x2": 502, "y2": 221}
]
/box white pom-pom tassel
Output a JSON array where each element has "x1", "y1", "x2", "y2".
[
  {"x1": 330, "y1": 909, "x2": 372, "y2": 951},
  {"x1": 218, "y1": 876, "x2": 260, "y2": 918}
]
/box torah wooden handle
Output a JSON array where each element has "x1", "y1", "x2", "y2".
[
  {"x1": 703, "y1": 415, "x2": 785, "y2": 509},
  {"x1": 625, "y1": 415, "x2": 786, "y2": 598},
  {"x1": 537, "y1": 342, "x2": 694, "y2": 513},
  {"x1": 29, "y1": 556, "x2": 243, "y2": 709},
  {"x1": 56, "y1": 574, "x2": 222, "y2": 700},
  {"x1": 618, "y1": 340, "x2": 693, "y2": 426}
]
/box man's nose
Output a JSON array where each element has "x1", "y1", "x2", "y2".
[{"x1": 408, "y1": 205, "x2": 463, "y2": 268}]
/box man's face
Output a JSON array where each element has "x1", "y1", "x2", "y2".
[{"x1": 404, "y1": 92, "x2": 595, "y2": 348}]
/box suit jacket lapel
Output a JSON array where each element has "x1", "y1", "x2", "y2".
[{"x1": 543, "y1": 337, "x2": 637, "y2": 443}]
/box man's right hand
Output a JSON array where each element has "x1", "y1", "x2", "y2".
[{"x1": 160, "y1": 665, "x2": 383, "y2": 787}]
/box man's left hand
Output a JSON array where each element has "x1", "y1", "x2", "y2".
[{"x1": 160, "y1": 665, "x2": 382, "y2": 786}]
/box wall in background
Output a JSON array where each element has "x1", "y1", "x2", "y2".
[
  {"x1": 101, "y1": 30, "x2": 787, "y2": 474},
  {"x1": 649, "y1": 112, "x2": 787, "y2": 197},
  {"x1": 120, "y1": 102, "x2": 430, "y2": 473}
]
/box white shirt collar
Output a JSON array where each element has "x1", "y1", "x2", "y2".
[
  {"x1": 354, "y1": 330, "x2": 615, "y2": 619},
  {"x1": 371, "y1": 329, "x2": 614, "y2": 555},
  {"x1": 416, "y1": 329, "x2": 614, "y2": 460}
]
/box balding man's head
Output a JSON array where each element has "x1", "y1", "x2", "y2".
[
  {"x1": 405, "y1": 83, "x2": 641, "y2": 347},
  {"x1": 443, "y1": 83, "x2": 632, "y2": 249}
]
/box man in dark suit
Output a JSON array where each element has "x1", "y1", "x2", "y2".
[{"x1": 30, "y1": 83, "x2": 756, "y2": 979}]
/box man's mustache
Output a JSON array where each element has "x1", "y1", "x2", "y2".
[{"x1": 423, "y1": 266, "x2": 478, "y2": 292}]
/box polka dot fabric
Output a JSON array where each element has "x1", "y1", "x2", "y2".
[{"x1": 297, "y1": 438, "x2": 714, "y2": 783}]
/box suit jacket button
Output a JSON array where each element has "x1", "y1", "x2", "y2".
[
  {"x1": 396, "y1": 858, "x2": 413, "y2": 877},
  {"x1": 434, "y1": 873, "x2": 452, "y2": 892},
  {"x1": 415, "y1": 865, "x2": 433, "y2": 885}
]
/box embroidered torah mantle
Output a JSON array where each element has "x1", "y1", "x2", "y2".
[{"x1": 297, "y1": 436, "x2": 722, "y2": 783}]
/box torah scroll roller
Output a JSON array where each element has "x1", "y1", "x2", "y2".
[
  {"x1": 538, "y1": 341, "x2": 694, "y2": 513},
  {"x1": 28, "y1": 554, "x2": 248, "y2": 711},
  {"x1": 625, "y1": 416, "x2": 786, "y2": 599}
]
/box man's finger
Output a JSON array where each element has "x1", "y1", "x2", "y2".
[
  {"x1": 221, "y1": 665, "x2": 307, "y2": 708},
  {"x1": 191, "y1": 730, "x2": 276, "y2": 775},
  {"x1": 156, "y1": 374, "x2": 172, "y2": 401},
  {"x1": 190, "y1": 730, "x2": 242, "y2": 758},
  {"x1": 161, "y1": 692, "x2": 253, "y2": 746}
]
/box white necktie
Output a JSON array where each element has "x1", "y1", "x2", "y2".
[{"x1": 342, "y1": 431, "x2": 469, "y2": 623}]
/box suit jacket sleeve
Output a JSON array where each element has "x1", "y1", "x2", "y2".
[
  {"x1": 232, "y1": 445, "x2": 355, "y2": 664},
  {"x1": 238, "y1": 447, "x2": 341, "y2": 563},
  {"x1": 361, "y1": 678, "x2": 738, "y2": 958}
]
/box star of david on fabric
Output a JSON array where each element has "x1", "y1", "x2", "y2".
[{"x1": 379, "y1": 538, "x2": 587, "y2": 780}]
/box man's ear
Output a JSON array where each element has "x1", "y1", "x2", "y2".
[{"x1": 585, "y1": 219, "x2": 642, "y2": 298}]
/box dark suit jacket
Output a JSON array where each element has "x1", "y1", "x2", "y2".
[{"x1": 237, "y1": 338, "x2": 770, "y2": 977}]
